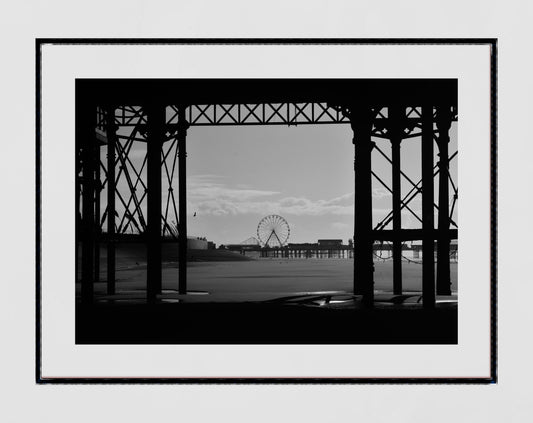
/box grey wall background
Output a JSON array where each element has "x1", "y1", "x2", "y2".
[{"x1": 2, "y1": 1, "x2": 529, "y2": 422}]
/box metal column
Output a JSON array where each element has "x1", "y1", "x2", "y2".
[
  {"x1": 75, "y1": 150, "x2": 81, "y2": 284},
  {"x1": 145, "y1": 103, "x2": 164, "y2": 301},
  {"x1": 105, "y1": 107, "x2": 117, "y2": 295},
  {"x1": 421, "y1": 105, "x2": 435, "y2": 308},
  {"x1": 94, "y1": 147, "x2": 101, "y2": 282},
  {"x1": 78, "y1": 101, "x2": 96, "y2": 304},
  {"x1": 177, "y1": 107, "x2": 190, "y2": 295},
  {"x1": 351, "y1": 105, "x2": 375, "y2": 306},
  {"x1": 436, "y1": 106, "x2": 452, "y2": 295},
  {"x1": 389, "y1": 105, "x2": 404, "y2": 295}
]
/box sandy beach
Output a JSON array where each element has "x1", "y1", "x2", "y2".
[{"x1": 79, "y1": 244, "x2": 458, "y2": 301}]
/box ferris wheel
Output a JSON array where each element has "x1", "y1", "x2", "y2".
[{"x1": 257, "y1": 215, "x2": 290, "y2": 247}]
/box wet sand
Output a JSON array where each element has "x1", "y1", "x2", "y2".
[{"x1": 82, "y1": 256, "x2": 457, "y2": 301}]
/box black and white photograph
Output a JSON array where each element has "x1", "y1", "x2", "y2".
[
  {"x1": 75, "y1": 78, "x2": 460, "y2": 345},
  {"x1": 35, "y1": 41, "x2": 495, "y2": 382}
]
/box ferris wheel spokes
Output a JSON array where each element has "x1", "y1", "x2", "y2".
[
  {"x1": 264, "y1": 230, "x2": 276, "y2": 247},
  {"x1": 257, "y1": 215, "x2": 290, "y2": 248},
  {"x1": 264, "y1": 230, "x2": 282, "y2": 247}
]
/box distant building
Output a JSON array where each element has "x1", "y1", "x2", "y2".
[
  {"x1": 187, "y1": 236, "x2": 209, "y2": 250},
  {"x1": 288, "y1": 242, "x2": 318, "y2": 248},
  {"x1": 317, "y1": 239, "x2": 343, "y2": 247},
  {"x1": 226, "y1": 243, "x2": 261, "y2": 251}
]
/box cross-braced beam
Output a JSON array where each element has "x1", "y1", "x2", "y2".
[{"x1": 97, "y1": 104, "x2": 457, "y2": 130}]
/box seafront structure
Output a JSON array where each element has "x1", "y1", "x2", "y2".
[
  {"x1": 225, "y1": 239, "x2": 354, "y2": 258},
  {"x1": 226, "y1": 238, "x2": 458, "y2": 262},
  {"x1": 77, "y1": 79, "x2": 458, "y2": 307}
]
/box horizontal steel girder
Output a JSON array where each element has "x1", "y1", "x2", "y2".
[{"x1": 96, "y1": 104, "x2": 457, "y2": 130}]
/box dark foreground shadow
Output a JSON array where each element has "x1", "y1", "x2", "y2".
[{"x1": 76, "y1": 302, "x2": 457, "y2": 344}]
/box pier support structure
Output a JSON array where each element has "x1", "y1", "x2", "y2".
[
  {"x1": 145, "y1": 103, "x2": 165, "y2": 301},
  {"x1": 436, "y1": 106, "x2": 453, "y2": 295},
  {"x1": 177, "y1": 106, "x2": 190, "y2": 295},
  {"x1": 94, "y1": 157, "x2": 101, "y2": 283},
  {"x1": 422, "y1": 105, "x2": 436, "y2": 308},
  {"x1": 349, "y1": 104, "x2": 377, "y2": 306},
  {"x1": 105, "y1": 107, "x2": 117, "y2": 295},
  {"x1": 389, "y1": 105, "x2": 404, "y2": 295},
  {"x1": 76, "y1": 80, "x2": 457, "y2": 307}
]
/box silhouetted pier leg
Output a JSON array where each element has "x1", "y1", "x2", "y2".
[
  {"x1": 390, "y1": 105, "x2": 404, "y2": 295},
  {"x1": 94, "y1": 145, "x2": 101, "y2": 282},
  {"x1": 105, "y1": 107, "x2": 117, "y2": 295},
  {"x1": 351, "y1": 105, "x2": 375, "y2": 306},
  {"x1": 177, "y1": 106, "x2": 190, "y2": 295},
  {"x1": 146, "y1": 104, "x2": 164, "y2": 301},
  {"x1": 422, "y1": 105, "x2": 435, "y2": 308},
  {"x1": 436, "y1": 106, "x2": 452, "y2": 295},
  {"x1": 79, "y1": 101, "x2": 96, "y2": 304},
  {"x1": 76, "y1": 158, "x2": 81, "y2": 284}
]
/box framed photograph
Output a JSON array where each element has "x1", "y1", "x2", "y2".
[{"x1": 37, "y1": 39, "x2": 496, "y2": 382}]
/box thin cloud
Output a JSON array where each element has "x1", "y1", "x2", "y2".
[
  {"x1": 186, "y1": 175, "x2": 357, "y2": 217},
  {"x1": 187, "y1": 175, "x2": 280, "y2": 202}
]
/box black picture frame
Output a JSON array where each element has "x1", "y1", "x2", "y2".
[{"x1": 36, "y1": 38, "x2": 497, "y2": 384}]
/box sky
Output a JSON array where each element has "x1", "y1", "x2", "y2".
[{"x1": 101, "y1": 116, "x2": 458, "y2": 247}]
